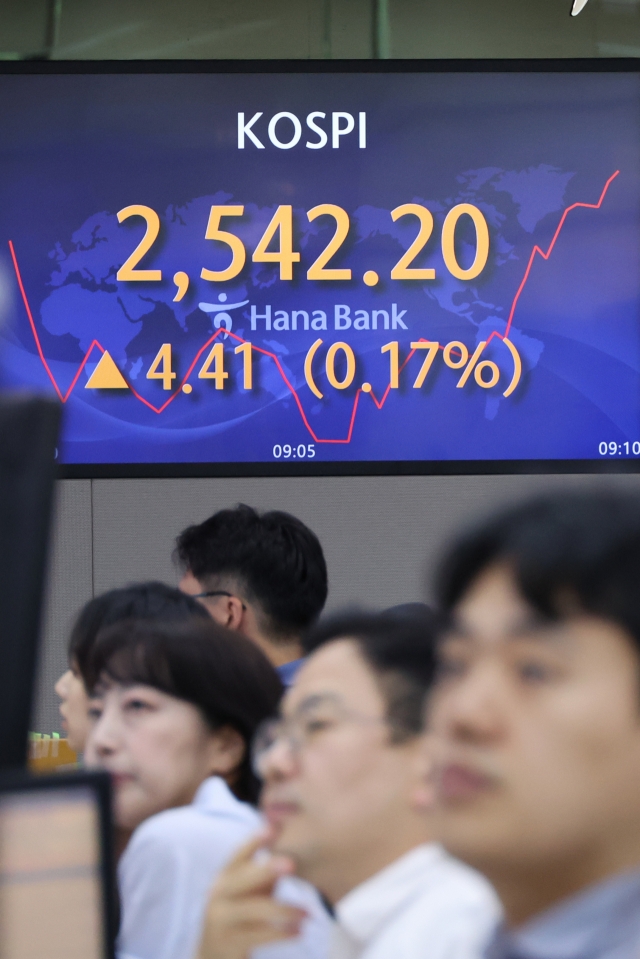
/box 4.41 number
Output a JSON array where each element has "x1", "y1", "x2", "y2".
[{"x1": 146, "y1": 342, "x2": 252, "y2": 390}]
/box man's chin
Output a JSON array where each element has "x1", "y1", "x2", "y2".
[
  {"x1": 268, "y1": 817, "x2": 297, "y2": 851},
  {"x1": 434, "y1": 810, "x2": 520, "y2": 872},
  {"x1": 266, "y1": 817, "x2": 308, "y2": 862}
]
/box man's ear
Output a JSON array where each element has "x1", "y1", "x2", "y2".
[
  {"x1": 225, "y1": 595, "x2": 246, "y2": 631},
  {"x1": 206, "y1": 726, "x2": 246, "y2": 777},
  {"x1": 207, "y1": 594, "x2": 245, "y2": 631}
]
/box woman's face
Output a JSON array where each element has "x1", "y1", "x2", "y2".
[
  {"x1": 84, "y1": 682, "x2": 242, "y2": 831},
  {"x1": 54, "y1": 662, "x2": 91, "y2": 754}
]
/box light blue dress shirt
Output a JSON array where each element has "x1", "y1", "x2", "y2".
[{"x1": 485, "y1": 868, "x2": 640, "y2": 959}]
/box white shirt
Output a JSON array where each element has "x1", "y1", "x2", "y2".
[
  {"x1": 330, "y1": 843, "x2": 501, "y2": 959},
  {"x1": 118, "y1": 776, "x2": 332, "y2": 959}
]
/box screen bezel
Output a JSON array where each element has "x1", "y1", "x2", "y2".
[
  {"x1": 0, "y1": 768, "x2": 117, "y2": 959},
  {"x1": 2, "y1": 57, "x2": 638, "y2": 479}
]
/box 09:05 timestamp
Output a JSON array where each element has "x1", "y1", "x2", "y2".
[
  {"x1": 273, "y1": 444, "x2": 316, "y2": 459},
  {"x1": 599, "y1": 442, "x2": 640, "y2": 456}
]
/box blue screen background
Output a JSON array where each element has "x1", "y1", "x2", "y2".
[{"x1": 0, "y1": 70, "x2": 638, "y2": 468}]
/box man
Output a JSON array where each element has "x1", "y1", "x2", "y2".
[
  {"x1": 197, "y1": 612, "x2": 500, "y2": 959},
  {"x1": 176, "y1": 504, "x2": 328, "y2": 683},
  {"x1": 428, "y1": 489, "x2": 640, "y2": 959}
]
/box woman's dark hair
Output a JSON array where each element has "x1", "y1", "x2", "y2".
[
  {"x1": 436, "y1": 489, "x2": 640, "y2": 646},
  {"x1": 69, "y1": 582, "x2": 209, "y2": 682},
  {"x1": 86, "y1": 618, "x2": 283, "y2": 805}
]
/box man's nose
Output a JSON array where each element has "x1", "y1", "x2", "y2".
[
  {"x1": 432, "y1": 663, "x2": 507, "y2": 746},
  {"x1": 261, "y1": 736, "x2": 299, "y2": 782}
]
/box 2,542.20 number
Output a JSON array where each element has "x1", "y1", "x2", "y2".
[{"x1": 116, "y1": 202, "x2": 490, "y2": 286}]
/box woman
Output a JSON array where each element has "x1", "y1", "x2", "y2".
[
  {"x1": 84, "y1": 617, "x2": 322, "y2": 959},
  {"x1": 55, "y1": 582, "x2": 209, "y2": 754}
]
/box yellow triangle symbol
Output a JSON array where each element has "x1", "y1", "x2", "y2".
[{"x1": 85, "y1": 351, "x2": 129, "y2": 389}]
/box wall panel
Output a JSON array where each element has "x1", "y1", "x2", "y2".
[
  {"x1": 91, "y1": 473, "x2": 640, "y2": 609},
  {"x1": 32, "y1": 480, "x2": 93, "y2": 735},
  {"x1": 389, "y1": 0, "x2": 598, "y2": 58},
  {"x1": 54, "y1": 0, "x2": 330, "y2": 60}
]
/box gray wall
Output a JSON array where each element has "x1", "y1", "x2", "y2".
[{"x1": 34, "y1": 472, "x2": 640, "y2": 733}]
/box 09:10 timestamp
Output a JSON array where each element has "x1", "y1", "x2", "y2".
[{"x1": 599, "y1": 442, "x2": 640, "y2": 456}]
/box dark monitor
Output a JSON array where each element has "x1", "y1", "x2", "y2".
[
  {"x1": 0, "y1": 770, "x2": 116, "y2": 959},
  {"x1": 0, "y1": 60, "x2": 638, "y2": 477},
  {"x1": 0, "y1": 397, "x2": 60, "y2": 770}
]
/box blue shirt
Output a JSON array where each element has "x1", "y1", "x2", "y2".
[
  {"x1": 278, "y1": 658, "x2": 304, "y2": 686},
  {"x1": 485, "y1": 868, "x2": 640, "y2": 959}
]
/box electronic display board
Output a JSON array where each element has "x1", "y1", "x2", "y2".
[{"x1": 0, "y1": 62, "x2": 638, "y2": 476}]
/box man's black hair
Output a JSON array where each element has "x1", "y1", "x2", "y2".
[
  {"x1": 86, "y1": 618, "x2": 283, "y2": 805},
  {"x1": 302, "y1": 609, "x2": 440, "y2": 740},
  {"x1": 69, "y1": 582, "x2": 209, "y2": 682},
  {"x1": 175, "y1": 504, "x2": 328, "y2": 642},
  {"x1": 436, "y1": 489, "x2": 640, "y2": 644},
  {"x1": 384, "y1": 602, "x2": 435, "y2": 622}
]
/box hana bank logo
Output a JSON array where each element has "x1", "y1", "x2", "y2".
[
  {"x1": 571, "y1": 0, "x2": 590, "y2": 14},
  {"x1": 199, "y1": 293, "x2": 249, "y2": 336}
]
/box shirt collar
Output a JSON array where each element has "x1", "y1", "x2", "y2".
[
  {"x1": 335, "y1": 843, "x2": 446, "y2": 946},
  {"x1": 192, "y1": 775, "x2": 261, "y2": 827},
  {"x1": 277, "y1": 658, "x2": 305, "y2": 686},
  {"x1": 486, "y1": 868, "x2": 640, "y2": 959}
]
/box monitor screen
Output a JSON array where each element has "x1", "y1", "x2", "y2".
[
  {"x1": 0, "y1": 776, "x2": 112, "y2": 959},
  {"x1": 0, "y1": 63, "x2": 638, "y2": 476}
]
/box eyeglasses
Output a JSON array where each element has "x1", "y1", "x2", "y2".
[
  {"x1": 192, "y1": 589, "x2": 247, "y2": 610},
  {"x1": 251, "y1": 693, "x2": 392, "y2": 778}
]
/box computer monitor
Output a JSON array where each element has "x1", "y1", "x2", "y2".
[
  {"x1": 0, "y1": 396, "x2": 61, "y2": 769},
  {"x1": 0, "y1": 770, "x2": 116, "y2": 959}
]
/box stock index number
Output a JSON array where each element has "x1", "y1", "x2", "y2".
[{"x1": 116, "y1": 202, "x2": 490, "y2": 286}]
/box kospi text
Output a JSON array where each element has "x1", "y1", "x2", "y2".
[{"x1": 238, "y1": 111, "x2": 366, "y2": 149}]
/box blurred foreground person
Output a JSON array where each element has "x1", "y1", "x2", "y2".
[
  {"x1": 55, "y1": 582, "x2": 208, "y2": 753},
  {"x1": 85, "y1": 618, "x2": 330, "y2": 959},
  {"x1": 176, "y1": 504, "x2": 328, "y2": 684},
  {"x1": 197, "y1": 612, "x2": 500, "y2": 959},
  {"x1": 429, "y1": 489, "x2": 640, "y2": 959}
]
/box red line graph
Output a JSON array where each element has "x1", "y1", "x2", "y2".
[
  {"x1": 498, "y1": 169, "x2": 620, "y2": 342},
  {"x1": 8, "y1": 169, "x2": 620, "y2": 444}
]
